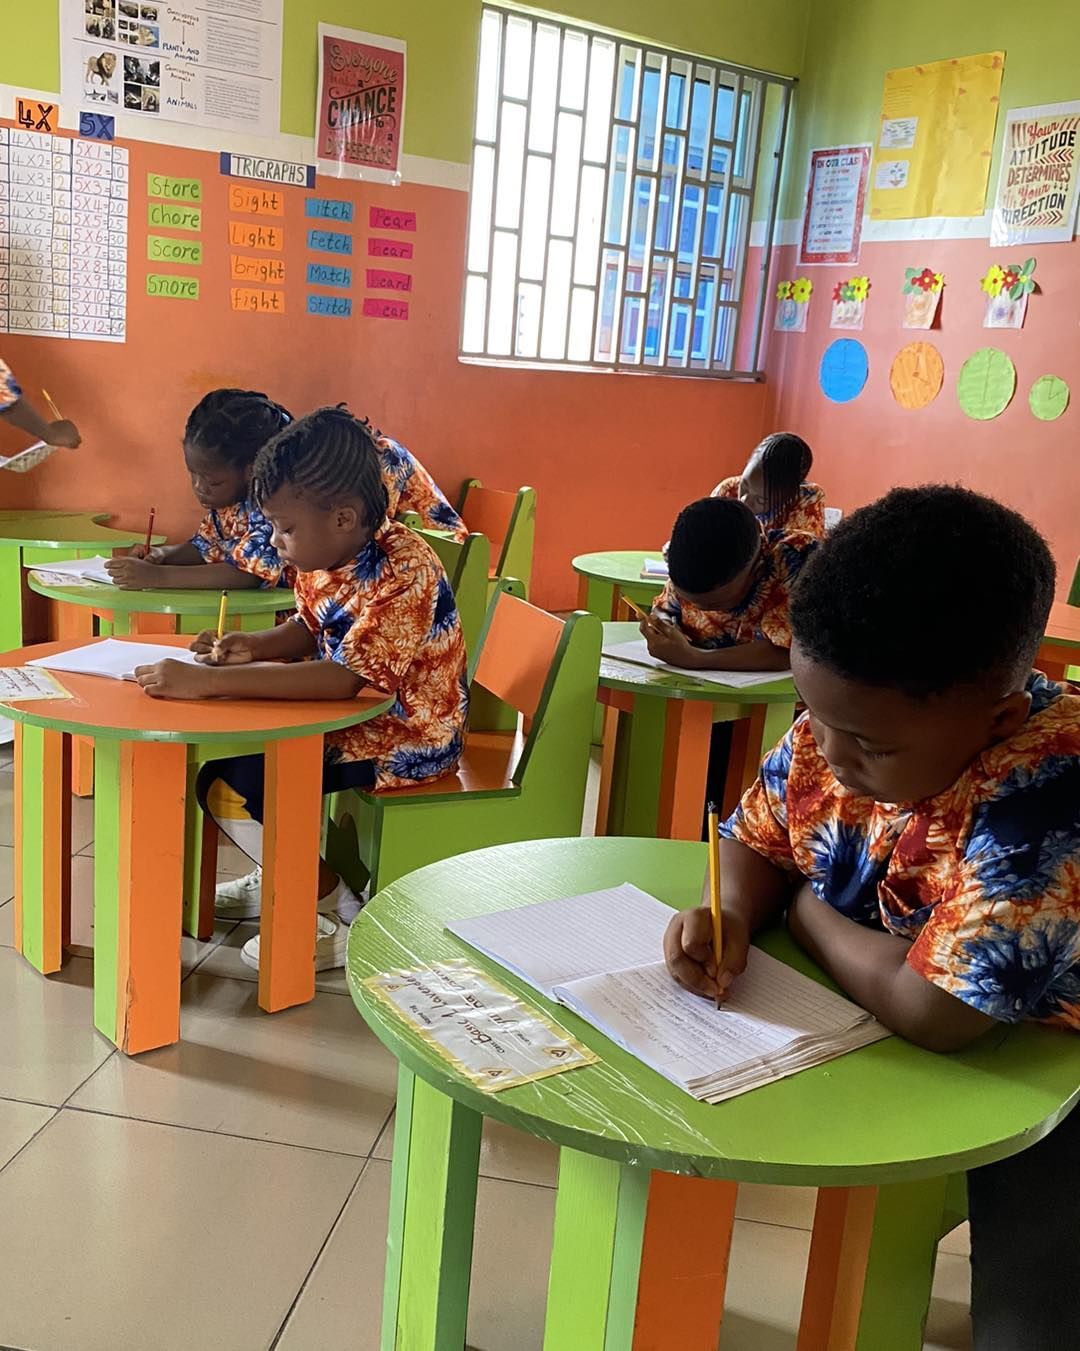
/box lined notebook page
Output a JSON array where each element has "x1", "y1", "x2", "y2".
[
  {"x1": 24, "y1": 555, "x2": 115, "y2": 584},
  {"x1": 601, "y1": 639, "x2": 791, "y2": 689},
  {"x1": 29, "y1": 640, "x2": 200, "y2": 681},
  {"x1": 447, "y1": 884, "x2": 673, "y2": 1001}
]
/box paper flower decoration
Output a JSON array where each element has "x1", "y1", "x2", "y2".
[
  {"x1": 834, "y1": 277, "x2": 871, "y2": 303},
  {"x1": 980, "y1": 258, "x2": 1037, "y2": 301},
  {"x1": 904, "y1": 267, "x2": 944, "y2": 294},
  {"x1": 791, "y1": 277, "x2": 813, "y2": 303},
  {"x1": 776, "y1": 280, "x2": 793, "y2": 300},
  {"x1": 832, "y1": 283, "x2": 843, "y2": 302},
  {"x1": 980, "y1": 264, "x2": 1006, "y2": 297},
  {"x1": 1011, "y1": 258, "x2": 1037, "y2": 298}
]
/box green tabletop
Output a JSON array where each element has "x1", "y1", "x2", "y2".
[
  {"x1": 347, "y1": 837, "x2": 1080, "y2": 1186},
  {"x1": 26, "y1": 573, "x2": 290, "y2": 618},
  {"x1": 572, "y1": 550, "x2": 667, "y2": 595},
  {"x1": 0, "y1": 509, "x2": 156, "y2": 550},
  {"x1": 600, "y1": 621, "x2": 796, "y2": 704}
]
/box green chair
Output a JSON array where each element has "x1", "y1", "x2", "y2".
[
  {"x1": 459, "y1": 479, "x2": 536, "y2": 599},
  {"x1": 326, "y1": 590, "x2": 601, "y2": 896},
  {"x1": 1068, "y1": 557, "x2": 1080, "y2": 607}
]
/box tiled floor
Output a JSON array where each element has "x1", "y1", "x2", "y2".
[{"x1": 0, "y1": 740, "x2": 973, "y2": 1350}]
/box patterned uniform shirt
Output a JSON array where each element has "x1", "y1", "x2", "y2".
[
  {"x1": 376, "y1": 436, "x2": 468, "y2": 542},
  {"x1": 653, "y1": 529, "x2": 817, "y2": 650},
  {"x1": 722, "y1": 673, "x2": 1080, "y2": 1029},
  {"x1": 293, "y1": 518, "x2": 469, "y2": 790},
  {"x1": 191, "y1": 497, "x2": 292, "y2": 588},
  {"x1": 712, "y1": 476, "x2": 827, "y2": 538},
  {"x1": 0, "y1": 359, "x2": 22, "y2": 413}
]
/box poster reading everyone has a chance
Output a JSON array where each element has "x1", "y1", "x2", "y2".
[
  {"x1": 61, "y1": 0, "x2": 284, "y2": 137},
  {"x1": 316, "y1": 24, "x2": 406, "y2": 185}
]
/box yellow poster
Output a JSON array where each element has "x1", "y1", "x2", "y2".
[{"x1": 869, "y1": 51, "x2": 1005, "y2": 220}]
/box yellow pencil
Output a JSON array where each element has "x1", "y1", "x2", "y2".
[
  {"x1": 216, "y1": 590, "x2": 229, "y2": 640},
  {"x1": 707, "y1": 801, "x2": 723, "y2": 1007},
  {"x1": 624, "y1": 597, "x2": 651, "y2": 622},
  {"x1": 41, "y1": 387, "x2": 62, "y2": 420}
]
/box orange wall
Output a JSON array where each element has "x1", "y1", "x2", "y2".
[{"x1": 1, "y1": 129, "x2": 767, "y2": 610}]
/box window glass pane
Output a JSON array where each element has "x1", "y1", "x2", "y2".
[
  {"x1": 701, "y1": 183, "x2": 724, "y2": 258},
  {"x1": 638, "y1": 60, "x2": 663, "y2": 168},
  {"x1": 568, "y1": 286, "x2": 594, "y2": 361},
  {"x1": 677, "y1": 182, "x2": 702, "y2": 263},
  {"x1": 475, "y1": 10, "x2": 502, "y2": 142},
  {"x1": 583, "y1": 39, "x2": 615, "y2": 162},
  {"x1": 502, "y1": 16, "x2": 532, "y2": 98},
  {"x1": 540, "y1": 239, "x2": 573, "y2": 358},
  {"x1": 733, "y1": 88, "x2": 753, "y2": 176},
  {"x1": 573, "y1": 165, "x2": 605, "y2": 285},
  {"x1": 604, "y1": 124, "x2": 634, "y2": 245},
  {"x1": 550, "y1": 112, "x2": 583, "y2": 237},
  {"x1": 467, "y1": 145, "x2": 495, "y2": 273},
  {"x1": 616, "y1": 48, "x2": 640, "y2": 121},
  {"x1": 527, "y1": 24, "x2": 560, "y2": 153},
  {"x1": 713, "y1": 82, "x2": 736, "y2": 140},
  {"x1": 488, "y1": 230, "x2": 518, "y2": 355},
  {"x1": 687, "y1": 76, "x2": 712, "y2": 177},
  {"x1": 560, "y1": 30, "x2": 588, "y2": 110},
  {"x1": 595, "y1": 251, "x2": 622, "y2": 360},
  {"x1": 724, "y1": 191, "x2": 748, "y2": 272},
  {"x1": 665, "y1": 64, "x2": 689, "y2": 130},
  {"x1": 516, "y1": 282, "x2": 541, "y2": 357},
  {"x1": 494, "y1": 102, "x2": 526, "y2": 230},
  {"x1": 462, "y1": 275, "x2": 487, "y2": 353},
  {"x1": 655, "y1": 134, "x2": 682, "y2": 253},
  {"x1": 621, "y1": 294, "x2": 643, "y2": 362},
  {"x1": 645, "y1": 259, "x2": 670, "y2": 362},
  {"x1": 628, "y1": 174, "x2": 654, "y2": 267},
  {"x1": 519, "y1": 155, "x2": 552, "y2": 280}
]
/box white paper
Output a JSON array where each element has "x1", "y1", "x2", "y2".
[
  {"x1": 448, "y1": 884, "x2": 672, "y2": 1001},
  {"x1": 25, "y1": 555, "x2": 115, "y2": 585},
  {"x1": 0, "y1": 667, "x2": 72, "y2": 702},
  {"x1": 602, "y1": 638, "x2": 791, "y2": 689},
  {"x1": 28, "y1": 638, "x2": 199, "y2": 681},
  {"x1": 60, "y1": 0, "x2": 283, "y2": 138},
  {"x1": 874, "y1": 159, "x2": 910, "y2": 190},
  {"x1": 880, "y1": 117, "x2": 918, "y2": 150},
  {"x1": 0, "y1": 441, "x2": 57, "y2": 473},
  {"x1": 640, "y1": 558, "x2": 668, "y2": 578}
]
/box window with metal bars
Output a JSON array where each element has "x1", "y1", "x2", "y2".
[{"x1": 461, "y1": 6, "x2": 793, "y2": 377}]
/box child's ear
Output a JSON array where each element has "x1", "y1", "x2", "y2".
[
  {"x1": 989, "y1": 689, "x2": 1032, "y2": 743},
  {"x1": 335, "y1": 505, "x2": 358, "y2": 532}
]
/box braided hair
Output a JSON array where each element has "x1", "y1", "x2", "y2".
[
  {"x1": 252, "y1": 405, "x2": 389, "y2": 529},
  {"x1": 755, "y1": 432, "x2": 813, "y2": 520},
  {"x1": 184, "y1": 389, "x2": 293, "y2": 471}
]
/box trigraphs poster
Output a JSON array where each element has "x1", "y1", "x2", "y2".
[
  {"x1": 316, "y1": 24, "x2": 406, "y2": 184},
  {"x1": 61, "y1": 0, "x2": 284, "y2": 137}
]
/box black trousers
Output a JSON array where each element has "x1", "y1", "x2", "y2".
[{"x1": 195, "y1": 753, "x2": 376, "y2": 825}]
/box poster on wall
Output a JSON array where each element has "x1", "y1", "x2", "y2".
[
  {"x1": 799, "y1": 145, "x2": 871, "y2": 266},
  {"x1": 60, "y1": 0, "x2": 283, "y2": 137},
  {"x1": 990, "y1": 102, "x2": 1080, "y2": 247},
  {"x1": 315, "y1": 24, "x2": 406, "y2": 185},
  {"x1": 868, "y1": 52, "x2": 1004, "y2": 221}
]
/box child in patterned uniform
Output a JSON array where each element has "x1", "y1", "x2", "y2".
[
  {"x1": 664, "y1": 485, "x2": 1080, "y2": 1350},
  {"x1": 0, "y1": 357, "x2": 81, "y2": 448},
  {"x1": 106, "y1": 388, "x2": 294, "y2": 591},
  {"x1": 133, "y1": 407, "x2": 468, "y2": 972},
  {"x1": 712, "y1": 432, "x2": 825, "y2": 537},
  {"x1": 372, "y1": 430, "x2": 469, "y2": 542}
]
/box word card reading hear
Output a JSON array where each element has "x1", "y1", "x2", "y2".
[{"x1": 369, "y1": 237, "x2": 414, "y2": 260}]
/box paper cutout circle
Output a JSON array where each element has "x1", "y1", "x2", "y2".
[
  {"x1": 889, "y1": 342, "x2": 944, "y2": 410},
  {"x1": 1029, "y1": 374, "x2": 1070, "y2": 421},
  {"x1": 956, "y1": 348, "x2": 1016, "y2": 421},
  {"x1": 819, "y1": 339, "x2": 869, "y2": 404}
]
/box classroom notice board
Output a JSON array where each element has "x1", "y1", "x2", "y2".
[{"x1": 869, "y1": 52, "x2": 1005, "y2": 220}]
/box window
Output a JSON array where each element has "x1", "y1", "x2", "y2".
[{"x1": 461, "y1": 6, "x2": 793, "y2": 377}]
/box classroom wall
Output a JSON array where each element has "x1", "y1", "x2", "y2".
[
  {"x1": 765, "y1": 0, "x2": 1080, "y2": 595},
  {"x1": 1, "y1": 0, "x2": 809, "y2": 610}
]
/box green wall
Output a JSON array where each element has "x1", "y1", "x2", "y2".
[
  {"x1": 783, "y1": 0, "x2": 1080, "y2": 215},
  {"x1": 5, "y1": 1, "x2": 808, "y2": 166}
]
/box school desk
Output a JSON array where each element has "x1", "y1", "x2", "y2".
[
  {"x1": 1038, "y1": 599, "x2": 1080, "y2": 679},
  {"x1": 0, "y1": 509, "x2": 163, "y2": 650},
  {"x1": 596, "y1": 620, "x2": 796, "y2": 837},
  {"x1": 572, "y1": 549, "x2": 666, "y2": 619},
  {"x1": 346, "y1": 835, "x2": 1080, "y2": 1351},
  {"x1": 4, "y1": 634, "x2": 392, "y2": 1055}
]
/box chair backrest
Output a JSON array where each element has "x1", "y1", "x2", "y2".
[
  {"x1": 823, "y1": 506, "x2": 843, "y2": 530},
  {"x1": 409, "y1": 526, "x2": 491, "y2": 657},
  {"x1": 1069, "y1": 558, "x2": 1080, "y2": 608},
  {"x1": 472, "y1": 591, "x2": 564, "y2": 720},
  {"x1": 459, "y1": 478, "x2": 536, "y2": 585}
]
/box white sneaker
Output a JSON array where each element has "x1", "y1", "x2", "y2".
[
  {"x1": 240, "y1": 913, "x2": 351, "y2": 974},
  {"x1": 215, "y1": 867, "x2": 262, "y2": 919},
  {"x1": 318, "y1": 877, "x2": 365, "y2": 925}
]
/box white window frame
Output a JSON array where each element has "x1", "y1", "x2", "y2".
[{"x1": 461, "y1": 5, "x2": 794, "y2": 378}]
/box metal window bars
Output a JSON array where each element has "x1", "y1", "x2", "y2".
[{"x1": 461, "y1": 6, "x2": 794, "y2": 378}]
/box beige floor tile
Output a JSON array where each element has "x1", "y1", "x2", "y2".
[
  {"x1": 277, "y1": 1159, "x2": 556, "y2": 1351},
  {"x1": 0, "y1": 1097, "x2": 55, "y2": 1168},
  {"x1": 0, "y1": 949, "x2": 113, "y2": 1106},
  {"x1": 735, "y1": 1181, "x2": 817, "y2": 1229},
  {"x1": 938, "y1": 1218, "x2": 971, "y2": 1257},
  {"x1": 0, "y1": 899, "x2": 10, "y2": 946},
  {"x1": 0, "y1": 844, "x2": 12, "y2": 903},
  {"x1": 372, "y1": 1110, "x2": 559, "y2": 1187},
  {"x1": 0, "y1": 773, "x2": 11, "y2": 847},
  {"x1": 69, "y1": 971, "x2": 396, "y2": 1154},
  {"x1": 194, "y1": 918, "x2": 351, "y2": 994},
  {"x1": 0, "y1": 1108, "x2": 361, "y2": 1351},
  {"x1": 70, "y1": 791, "x2": 95, "y2": 854},
  {"x1": 925, "y1": 1251, "x2": 974, "y2": 1350}
]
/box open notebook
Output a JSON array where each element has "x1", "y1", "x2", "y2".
[
  {"x1": 28, "y1": 639, "x2": 199, "y2": 682},
  {"x1": 447, "y1": 884, "x2": 888, "y2": 1104},
  {"x1": 0, "y1": 441, "x2": 57, "y2": 474},
  {"x1": 602, "y1": 637, "x2": 791, "y2": 689},
  {"x1": 24, "y1": 555, "x2": 115, "y2": 585}
]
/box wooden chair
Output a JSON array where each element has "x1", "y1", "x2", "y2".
[
  {"x1": 325, "y1": 590, "x2": 601, "y2": 896},
  {"x1": 459, "y1": 478, "x2": 536, "y2": 598}
]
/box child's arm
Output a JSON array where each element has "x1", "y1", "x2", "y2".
[
  {"x1": 106, "y1": 554, "x2": 264, "y2": 590},
  {"x1": 787, "y1": 886, "x2": 996, "y2": 1053},
  {"x1": 641, "y1": 615, "x2": 790, "y2": 671}
]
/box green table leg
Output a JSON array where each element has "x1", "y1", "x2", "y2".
[
  {"x1": 543, "y1": 1148, "x2": 651, "y2": 1351},
  {"x1": 608, "y1": 695, "x2": 666, "y2": 837},
  {"x1": 0, "y1": 543, "x2": 24, "y2": 649},
  {"x1": 382, "y1": 1067, "x2": 482, "y2": 1351},
  {"x1": 93, "y1": 740, "x2": 123, "y2": 1040},
  {"x1": 13, "y1": 724, "x2": 71, "y2": 972}
]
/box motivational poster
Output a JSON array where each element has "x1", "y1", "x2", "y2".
[
  {"x1": 990, "y1": 102, "x2": 1080, "y2": 247},
  {"x1": 799, "y1": 145, "x2": 870, "y2": 265},
  {"x1": 316, "y1": 24, "x2": 406, "y2": 184}
]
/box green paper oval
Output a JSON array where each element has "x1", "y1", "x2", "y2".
[
  {"x1": 1029, "y1": 374, "x2": 1070, "y2": 422},
  {"x1": 956, "y1": 348, "x2": 1016, "y2": 421}
]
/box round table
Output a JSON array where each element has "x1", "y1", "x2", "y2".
[
  {"x1": 598, "y1": 621, "x2": 796, "y2": 837},
  {"x1": 572, "y1": 550, "x2": 667, "y2": 619},
  {"x1": 347, "y1": 836, "x2": 1080, "y2": 1351},
  {"x1": 0, "y1": 509, "x2": 164, "y2": 649},
  {"x1": 1039, "y1": 599, "x2": 1080, "y2": 678},
  {"x1": 4, "y1": 634, "x2": 392, "y2": 1055}
]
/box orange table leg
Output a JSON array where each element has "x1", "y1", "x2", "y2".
[
  {"x1": 796, "y1": 1186, "x2": 878, "y2": 1351},
  {"x1": 594, "y1": 701, "x2": 620, "y2": 837},
  {"x1": 13, "y1": 724, "x2": 72, "y2": 973},
  {"x1": 54, "y1": 600, "x2": 97, "y2": 796},
  {"x1": 722, "y1": 705, "x2": 764, "y2": 817},
  {"x1": 632, "y1": 1172, "x2": 737, "y2": 1349},
  {"x1": 655, "y1": 699, "x2": 714, "y2": 840},
  {"x1": 576, "y1": 573, "x2": 591, "y2": 610},
  {"x1": 127, "y1": 611, "x2": 178, "y2": 636},
  {"x1": 259, "y1": 734, "x2": 324, "y2": 1013}
]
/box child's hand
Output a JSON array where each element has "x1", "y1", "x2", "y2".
[
  {"x1": 134, "y1": 658, "x2": 216, "y2": 700},
  {"x1": 105, "y1": 556, "x2": 157, "y2": 590},
  {"x1": 128, "y1": 544, "x2": 165, "y2": 562},
  {"x1": 191, "y1": 631, "x2": 255, "y2": 666},
  {"x1": 640, "y1": 615, "x2": 696, "y2": 666},
  {"x1": 663, "y1": 905, "x2": 750, "y2": 1003},
  {"x1": 45, "y1": 419, "x2": 81, "y2": 449}
]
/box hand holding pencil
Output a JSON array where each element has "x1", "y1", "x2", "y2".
[{"x1": 40, "y1": 388, "x2": 81, "y2": 450}]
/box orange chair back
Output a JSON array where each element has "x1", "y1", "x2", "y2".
[
  {"x1": 461, "y1": 483, "x2": 516, "y2": 564},
  {"x1": 472, "y1": 591, "x2": 563, "y2": 720}
]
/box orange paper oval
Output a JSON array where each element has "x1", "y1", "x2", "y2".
[{"x1": 889, "y1": 342, "x2": 944, "y2": 410}]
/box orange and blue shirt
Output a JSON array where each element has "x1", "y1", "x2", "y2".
[
  {"x1": 712, "y1": 477, "x2": 827, "y2": 538},
  {"x1": 293, "y1": 518, "x2": 469, "y2": 790},
  {"x1": 0, "y1": 359, "x2": 22, "y2": 413},
  {"x1": 653, "y1": 529, "x2": 817, "y2": 650},
  {"x1": 376, "y1": 436, "x2": 468, "y2": 543},
  {"x1": 722, "y1": 672, "x2": 1080, "y2": 1029},
  {"x1": 191, "y1": 497, "x2": 292, "y2": 589}
]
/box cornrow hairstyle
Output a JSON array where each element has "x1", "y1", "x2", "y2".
[
  {"x1": 184, "y1": 389, "x2": 293, "y2": 471},
  {"x1": 252, "y1": 405, "x2": 390, "y2": 529},
  {"x1": 756, "y1": 432, "x2": 813, "y2": 519},
  {"x1": 667, "y1": 497, "x2": 761, "y2": 595},
  {"x1": 791, "y1": 485, "x2": 1056, "y2": 698}
]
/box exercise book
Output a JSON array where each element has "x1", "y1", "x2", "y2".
[
  {"x1": 28, "y1": 639, "x2": 200, "y2": 682},
  {"x1": 603, "y1": 637, "x2": 791, "y2": 689},
  {"x1": 24, "y1": 555, "x2": 115, "y2": 585}
]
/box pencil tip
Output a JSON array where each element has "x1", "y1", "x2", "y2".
[{"x1": 707, "y1": 800, "x2": 717, "y2": 816}]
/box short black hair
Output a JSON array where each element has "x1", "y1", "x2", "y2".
[
  {"x1": 667, "y1": 497, "x2": 762, "y2": 595},
  {"x1": 754, "y1": 432, "x2": 813, "y2": 518},
  {"x1": 252, "y1": 405, "x2": 389, "y2": 529},
  {"x1": 791, "y1": 485, "x2": 1056, "y2": 697},
  {"x1": 184, "y1": 389, "x2": 293, "y2": 470}
]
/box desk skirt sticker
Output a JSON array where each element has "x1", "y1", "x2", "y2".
[
  {"x1": 316, "y1": 24, "x2": 406, "y2": 185},
  {"x1": 364, "y1": 959, "x2": 597, "y2": 1090}
]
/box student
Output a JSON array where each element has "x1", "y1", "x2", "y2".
[
  {"x1": 712, "y1": 432, "x2": 825, "y2": 537},
  {"x1": 642, "y1": 496, "x2": 817, "y2": 673},
  {"x1": 373, "y1": 427, "x2": 469, "y2": 542},
  {"x1": 0, "y1": 358, "x2": 81, "y2": 448},
  {"x1": 664, "y1": 485, "x2": 1080, "y2": 1350},
  {"x1": 134, "y1": 406, "x2": 468, "y2": 970},
  {"x1": 106, "y1": 388, "x2": 294, "y2": 590}
]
